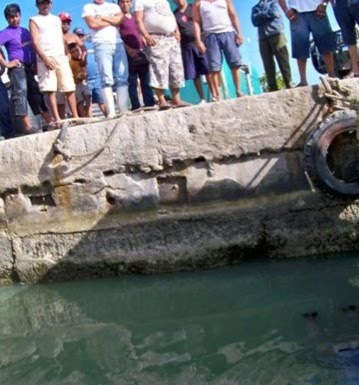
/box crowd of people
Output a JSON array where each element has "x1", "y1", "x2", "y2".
[{"x1": 0, "y1": 0, "x2": 358, "y2": 139}]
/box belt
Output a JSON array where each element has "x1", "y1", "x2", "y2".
[{"x1": 150, "y1": 32, "x2": 176, "y2": 37}]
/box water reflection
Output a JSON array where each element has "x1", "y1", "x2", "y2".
[{"x1": 0, "y1": 257, "x2": 358, "y2": 384}]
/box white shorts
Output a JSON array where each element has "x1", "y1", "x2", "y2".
[{"x1": 37, "y1": 55, "x2": 76, "y2": 93}]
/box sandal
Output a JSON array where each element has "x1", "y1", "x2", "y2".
[
  {"x1": 172, "y1": 101, "x2": 192, "y2": 108},
  {"x1": 159, "y1": 102, "x2": 172, "y2": 111}
]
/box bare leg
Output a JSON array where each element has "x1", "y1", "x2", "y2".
[
  {"x1": 348, "y1": 45, "x2": 359, "y2": 76},
  {"x1": 47, "y1": 92, "x2": 61, "y2": 122},
  {"x1": 231, "y1": 66, "x2": 242, "y2": 96},
  {"x1": 57, "y1": 104, "x2": 66, "y2": 119},
  {"x1": 193, "y1": 77, "x2": 205, "y2": 100},
  {"x1": 170, "y1": 87, "x2": 189, "y2": 106},
  {"x1": 297, "y1": 58, "x2": 308, "y2": 86},
  {"x1": 205, "y1": 74, "x2": 215, "y2": 98},
  {"x1": 154, "y1": 88, "x2": 167, "y2": 105},
  {"x1": 98, "y1": 103, "x2": 107, "y2": 117},
  {"x1": 322, "y1": 52, "x2": 335, "y2": 78},
  {"x1": 77, "y1": 102, "x2": 85, "y2": 118},
  {"x1": 41, "y1": 111, "x2": 52, "y2": 124},
  {"x1": 65, "y1": 92, "x2": 79, "y2": 118},
  {"x1": 21, "y1": 115, "x2": 32, "y2": 132},
  {"x1": 211, "y1": 71, "x2": 221, "y2": 100}
]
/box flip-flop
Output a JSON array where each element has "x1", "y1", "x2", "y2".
[
  {"x1": 159, "y1": 102, "x2": 172, "y2": 111},
  {"x1": 172, "y1": 102, "x2": 192, "y2": 108}
]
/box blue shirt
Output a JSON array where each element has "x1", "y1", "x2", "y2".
[{"x1": 251, "y1": 0, "x2": 284, "y2": 40}]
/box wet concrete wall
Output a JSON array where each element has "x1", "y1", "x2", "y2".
[{"x1": 0, "y1": 80, "x2": 359, "y2": 284}]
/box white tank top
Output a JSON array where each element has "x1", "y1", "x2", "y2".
[
  {"x1": 199, "y1": 0, "x2": 234, "y2": 34},
  {"x1": 30, "y1": 13, "x2": 65, "y2": 57}
]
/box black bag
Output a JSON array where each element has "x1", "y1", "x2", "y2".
[{"x1": 129, "y1": 49, "x2": 149, "y2": 68}]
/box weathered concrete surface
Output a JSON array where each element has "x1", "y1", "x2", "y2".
[{"x1": 0, "y1": 79, "x2": 359, "y2": 283}]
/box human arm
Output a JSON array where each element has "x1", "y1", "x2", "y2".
[
  {"x1": 174, "y1": 27, "x2": 181, "y2": 42},
  {"x1": 251, "y1": 1, "x2": 279, "y2": 27},
  {"x1": 134, "y1": 10, "x2": 156, "y2": 46},
  {"x1": 101, "y1": 12, "x2": 124, "y2": 26},
  {"x1": 192, "y1": 0, "x2": 206, "y2": 53},
  {"x1": 226, "y1": 0, "x2": 243, "y2": 46},
  {"x1": 83, "y1": 15, "x2": 111, "y2": 30},
  {"x1": 124, "y1": 43, "x2": 139, "y2": 58},
  {"x1": 0, "y1": 48, "x2": 20, "y2": 69},
  {"x1": 0, "y1": 49, "x2": 5, "y2": 76},
  {"x1": 315, "y1": 0, "x2": 329, "y2": 20},
  {"x1": 29, "y1": 19, "x2": 56, "y2": 69},
  {"x1": 278, "y1": 0, "x2": 297, "y2": 22}
]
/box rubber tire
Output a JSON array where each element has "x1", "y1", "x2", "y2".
[{"x1": 303, "y1": 110, "x2": 359, "y2": 198}]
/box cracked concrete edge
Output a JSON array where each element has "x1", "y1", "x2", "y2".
[{"x1": 9, "y1": 191, "x2": 359, "y2": 284}]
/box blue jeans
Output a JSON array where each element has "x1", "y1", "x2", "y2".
[
  {"x1": 0, "y1": 80, "x2": 13, "y2": 138},
  {"x1": 128, "y1": 68, "x2": 155, "y2": 110},
  {"x1": 8, "y1": 66, "x2": 28, "y2": 116},
  {"x1": 93, "y1": 42, "x2": 128, "y2": 88}
]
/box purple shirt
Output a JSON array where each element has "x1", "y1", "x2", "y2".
[
  {"x1": 119, "y1": 16, "x2": 144, "y2": 50},
  {"x1": 0, "y1": 26, "x2": 35, "y2": 65}
]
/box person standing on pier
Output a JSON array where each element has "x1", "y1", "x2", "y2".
[
  {"x1": 57, "y1": 12, "x2": 87, "y2": 118},
  {"x1": 30, "y1": 0, "x2": 78, "y2": 126},
  {"x1": 0, "y1": 49, "x2": 12, "y2": 139},
  {"x1": 82, "y1": 0, "x2": 129, "y2": 118},
  {"x1": 192, "y1": 0, "x2": 244, "y2": 101},
  {"x1": 118, "y1": 0, "x2": 155, "y2": 112},
  {"x1": 173, "y1": 0, "x2": 215, "y2": 104},
  {"x1": 278, "y1": 0, "x2": 335, "y2": 86},
  {"x1": 134, "y1": 0, "x2": 190, "y2": 109},
  {"x1": 251, "y1": 0, "x2": 292, "y2": 91},
  {"x1": 0, "y1": 3, "x2": 52, "y2": 135},
  {"x1": 332, "y1": 0, "x2": 359, "y2": 78}
]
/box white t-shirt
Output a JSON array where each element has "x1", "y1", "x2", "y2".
[
  {"x1": 134, "y1": 0, "x2": 177, "y2": 34},
  {"x1": 288, "y1": 0, "x2": 323, "y2": 12},
  {"x1": 199, "y1": 0, "x2": 234, "y2": 34},
  {"x1": 30, "y1": 13, "x2": 65, "y2": 57},
  {"x1": 82, "y1": 2, "x2": 123, "y2": 44}
]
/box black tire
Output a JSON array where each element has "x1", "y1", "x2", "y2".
[{"x1": 303, "y1": 110, "x2": 359, "y2": 198}]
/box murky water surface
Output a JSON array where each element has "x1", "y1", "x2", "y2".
[{"x1": 0, "y1": 255, "x2": 359, "y2": 384}]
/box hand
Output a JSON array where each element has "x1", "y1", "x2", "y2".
[
  {"x1": 196, "y1": 41, "x2": 206, "y2": 54},
  {"x1": 145, "y1": 35, "x2": 156, "y2": 47},
  {"x1": 175, "y1": 30, "x2": 181, "y2": 42},
  {"x1": 43, "y1": 56, "x2": 56, "y2": 70},
  {"x1": 285, "y1": 8, "x2": 297, "y2": 22},
  {"x1": 235, "y1": 33, "x2": 243, "y2": 47},
  {"x1": 127, "y1": 46, "x2": 138, "y2": 58},
  {"x1": 315, "y1": 3, "x2": 326, "y2": 19},
  {"x1": 7, "y1": 59, "x2": 20, "y2": 68}
]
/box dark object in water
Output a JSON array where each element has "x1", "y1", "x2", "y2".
[
  {"x1": 303, "y1": 311, "x2": 318, "y2": 320},
  {"x1": 342, "y1": 305, "x2": 357, "y2": 314}
]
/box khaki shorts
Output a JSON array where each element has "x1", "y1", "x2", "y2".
[
  {"x1": 37, "y1": 55, "x2": 76, "y2": 93},
  {"x1": 75, "y1": 83, "x2": 91, "y2": 104}
]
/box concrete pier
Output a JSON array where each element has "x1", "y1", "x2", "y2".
[{"x1": 1, "y1": 80, "x2": 359, "y2": 284}]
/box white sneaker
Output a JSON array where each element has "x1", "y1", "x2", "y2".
[{"x1": 198, "y1": 99, "x2": 207, "y2": 105}]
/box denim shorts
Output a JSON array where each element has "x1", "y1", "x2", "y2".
[
  {"x1": 181, "y1": 44, "x2": 209, "y2": 80},
  {"x1": 333, "y1": 0, "x2": 359, "y2": 46},
  {"x1": 204, "y1": 31, "x2": 242, "y2": 72},
  {"x1": 87, "y1": 77, "x2": 104, "y2": 104},
  {"x1": 290, "y1": 11, "x2": 335, "y2": 59}
]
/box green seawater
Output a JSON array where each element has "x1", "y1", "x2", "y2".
[{"x1": 0, "y1": 255, "x2": 359, "y2": 385}]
